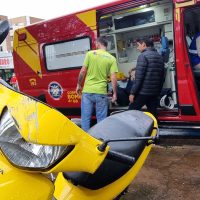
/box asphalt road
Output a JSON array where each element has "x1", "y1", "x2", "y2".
[{"x1": 121, "y1": 145, "x2": 200, "y2": 200}]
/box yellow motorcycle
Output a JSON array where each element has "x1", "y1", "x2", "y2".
[
  {"x1": 0, "y1": 21, "x2": 158, "y2": 200},
  {"x1": 0, "y1": 79, "x2": 158, "y2": 200}
]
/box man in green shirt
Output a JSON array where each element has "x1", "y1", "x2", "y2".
[{"x1": 76, "y1": 37, "x2": 118, "y2": 131}]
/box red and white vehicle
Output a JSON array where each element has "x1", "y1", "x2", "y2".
[{"x1": 13, "y1": 0, "x2": 200, "y2": 137}]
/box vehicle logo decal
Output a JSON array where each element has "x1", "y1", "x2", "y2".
[{"x1": 48, "y1": 82, "x2": 63, "y2": 100}]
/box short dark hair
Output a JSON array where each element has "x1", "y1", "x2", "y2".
[
  {"x1": 96, "y1": 36, "x2": 108, "y2": 47},
  {"x1": 136, "y1": 37, "x2": 154, "y2": 47}
]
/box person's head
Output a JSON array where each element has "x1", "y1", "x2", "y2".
[
  {"x1": 129, "y1": 68, "x2": 136, "y2": 80},
  {"x1": 96, "y1": 36, "x2": 108, "y2": 50},
  {"x1": 136, "y1": 37, "x2": 154, "y2": 52}
]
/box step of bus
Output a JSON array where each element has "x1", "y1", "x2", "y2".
[{"x1": 159, "y1": 125, "x2": 200, "y2": 139}]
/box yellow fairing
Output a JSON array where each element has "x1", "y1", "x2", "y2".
[
  {"x1": 0, "y1": 83, "x2": 108, "y2": 173},
  {"x1": 0, "y1": 153, "x2": 54, "y2": 200},
  {"x1": 54, "y1": 113, "x2": 157, "y2": 200}
]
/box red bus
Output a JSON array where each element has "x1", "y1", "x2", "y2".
[{"x1": 13, "y1": 0, "x2": 200, "y2": 137}]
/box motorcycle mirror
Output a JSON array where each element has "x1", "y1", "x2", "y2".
[{"x1": 0, "y1": 20, "x2": 9, "y2": 45}]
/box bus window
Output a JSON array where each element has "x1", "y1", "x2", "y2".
[
  {"x1": 44, "y1": 37, "x2": 91, "y2": 71},
  {"x1": 184, "y1": 6, "x2": 200, "y2": 92}
]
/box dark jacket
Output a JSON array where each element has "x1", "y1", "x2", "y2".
[
  {"x1": 125, "y1": 79, "x2": 135, "y2": 94},
  {"x1": 130, "y1": 47, "x2": 164, "y2": 96}
]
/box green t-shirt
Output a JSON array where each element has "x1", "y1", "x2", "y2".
[{"x1": 82, "y1": 49, "x2": 118, "y2": 94}]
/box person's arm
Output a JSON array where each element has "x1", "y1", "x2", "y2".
[
  {"x1": 76, "y1": 52, "x2": 90, "y2": 95},
  {"x1": 130, "y1": 54, "x2": 147, "y2": 95},
  {"x1": 110, "y1": 58, "x2": 118, "y2": 102},
  {"x1": 129, "y1": 54, "x2": 147, "y2": 103},
  {"x1": 110, "y1": 72, "x2": 117, "y2": 102},
  {"x1": 196, "y1": 36, "x2": 200, "y2": 57},
  {"x1": 76, "y1": 66, "x2": 87, "y2": 96}
]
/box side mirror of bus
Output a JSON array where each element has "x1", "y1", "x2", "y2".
[{"x1": 0, "y1": 20, "x2": 10, "y2": 45}]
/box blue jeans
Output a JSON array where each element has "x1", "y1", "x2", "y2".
[{"x1": 81, "y1": 93, "x2": 108, "y2": 132}]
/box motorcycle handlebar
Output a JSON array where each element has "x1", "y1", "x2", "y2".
[{"x1": 107, "y1": 150, "x2": 135, "y2": 166}]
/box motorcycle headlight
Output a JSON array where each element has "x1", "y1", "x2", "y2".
[{"x1": 0, "y1": 109, "x2": 72, "y2": 170}]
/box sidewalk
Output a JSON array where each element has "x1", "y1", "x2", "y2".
[{"x1": 122, "y1": 145, "x2": 200, "y2": 200}]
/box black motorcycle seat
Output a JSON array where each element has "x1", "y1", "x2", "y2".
[{"x1": 63, "y1": 110, "x2": 154, "y2": 189}]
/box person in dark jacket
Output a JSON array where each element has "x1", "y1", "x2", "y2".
[{"x1": 129, "y1": 37, "x2": 164, "y2": 118}]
